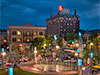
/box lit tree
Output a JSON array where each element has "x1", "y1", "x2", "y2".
[
  {"x1": 65, "y1": 33, "x2": 78, "y2": 41},
  {"x1": 32, "y1": 37, "x2": 44, "y2": 54}
]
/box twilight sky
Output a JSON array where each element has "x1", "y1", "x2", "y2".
[{"x1": 0, "y1": 0, "x2": 100, "y2": 30}]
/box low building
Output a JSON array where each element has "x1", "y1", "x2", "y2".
[{"x1": 8, "y1": 24, "x2": 46, "y2": 51}]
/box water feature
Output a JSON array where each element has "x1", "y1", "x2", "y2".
[{"x1": 32, "y1": 63, "x2": 75, "y2": 72}]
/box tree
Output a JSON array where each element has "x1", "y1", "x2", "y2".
[
  {"x1": 45, "y1": 36, "x2": 53, "y2": 47},
  {"x1": 8, "y1": 44, "x2": 21, "y2": 63},
  {"x1": 32, "y1": 37, "x2": 44, "y2": 54},
  {"x1": 65, "y1": 33, "x2": 78, "y2": 41},
  {"x1": 56, "y1": 38, "x2": 63, "y2": 47}
]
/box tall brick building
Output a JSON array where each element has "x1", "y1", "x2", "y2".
[{"x1": 46, "y1": 6, "x2": 80, "y2": 37}]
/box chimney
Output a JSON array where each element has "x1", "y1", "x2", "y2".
[{"x1": 74, "y1": 9, "x2": 76, "y2": 16}]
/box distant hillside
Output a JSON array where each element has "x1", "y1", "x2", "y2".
[
  {"x1": 0, "y1": 29, "x2": 7, "y2": 32},
  {"x1": 79, "y1": 29, "x2": 100, "y2": 34}
]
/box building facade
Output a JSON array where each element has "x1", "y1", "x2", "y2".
[
  {"x1": 8, "y1": 24, "x2": 46, "y2": 50},
  {"x1": 46, "y1": 7, "x2": 80, "y2": 37}
]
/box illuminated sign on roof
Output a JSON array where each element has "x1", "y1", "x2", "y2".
[{"x1": 58, "y1": 5, "x2": 63, "y2": 11}]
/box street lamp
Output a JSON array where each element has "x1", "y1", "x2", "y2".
[
  {"x1": 75, "y1": 52, "x2": 78, "y2": 57},
  {"x1": 90, "y1": 42, "x2": 93, "y2": 46},
  {"x1": 1, "y1": 52, "x2": 6, "y2": 69},
  {"x1": 76, "y1": 43, "x2": 79, "y2": 48},
  {"x1": 90, "y1": 42, "x2": 93, "y2": 75},
  {"x1": 56, "y1": 45, "x2": 60, "y2": 50},
  {"x1": 2, "y1": 52, "x2": 6, "y2": 56},
  {"x1": 82, "y1": 66, "x2": 86, "y2": 75},
  {"x1": 74, "y1": 52, "x2": 78, "y2": 70},
  {"x1": 54, "y1": 35, "x2": 57, "y2": 40},
  {"x1": 34, "y1": 47, "x2": 37, "y2": 64},
  {"x1": 82, "y1": 66, "x2": 85, "y2": 70}
]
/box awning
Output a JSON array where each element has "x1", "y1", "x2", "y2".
[{"x1": 93, "y1": 65, "x2": 100, "y2": 69}]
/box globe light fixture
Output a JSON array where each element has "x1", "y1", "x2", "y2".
[
  {"x1": 34, "y1": 47, "x2": 37, "y2": 53},
  {"x1": 2, "y1": 52, "x2": 6, "y2": 56},
  {"x1": 82, "y1": 67, "x2": 85, "y2": 70},
  {"x1": 90, "y1": 42, "x2": 93, "y2": 46},
  {"x1": 74, "y1": 52, "x2": 78, "y2": 56},
  {"x1": 56, "y1": 45, "x2": 60, "y2": 49},
  {"x1": 54, "y1": 35, "x2": 57, "y2": 40},
  {"x1": 78, "y1": 32, "x2": 82, "y2": 36}
]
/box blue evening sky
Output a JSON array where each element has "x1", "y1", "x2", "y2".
[{"x1": 0, "y1": 0, "x2": 100, "y2": 30}]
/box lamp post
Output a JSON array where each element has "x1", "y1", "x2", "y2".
[
  {"x1": 82, "y1": 66, "x2": 86, "y2": 75},
  {"x1": 78, "y1": 58, "x2": 82, "y2": 75},
  {"x1": 77, "y1": 48, "x2": 80, "y2": 69},
  {"x1": 56, "y1": 45, "x2": 60, "y2": 50},
  {"x1": 75, "y1": 52, "x2": 78, "y2": 70},
  {"x1": 34, "y1": 47, "x2": 37, "y2": 64},
  {"x1": 1, "y1": 52, "x2": 6, "y2": 69},
  {"x1": 90, "y1": 42, "x2": 93, "y2": 75}
]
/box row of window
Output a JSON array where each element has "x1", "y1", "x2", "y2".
[
  {"x1": 61, "y1": 26, "x2": 77, "y2": 28},
  {"x1": 60, "y1": 29, "x2": 76, "y2": 31},
  {"x1": 12, "y1": 38, "x2": 37, "y2": 42},
  {"x1": 57, "y1": 17, "x2": 80, "y2": 20},
  {"x1": 12, "y1": 31, "x2": 43, "y2": 36},
  {"x1": 49, "y1": 20, "x2": 79, "y2": 23},
  {"x1": 12, "y1": 38, "x2": 22, "y2": 42}
]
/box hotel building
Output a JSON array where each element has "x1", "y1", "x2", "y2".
[{"x1": 46, "y1": 6, "x2": 80, "y2": 37}]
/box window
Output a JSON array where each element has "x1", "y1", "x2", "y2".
[
  {"x1": 73, "y1": 29, "x2": 75, "y2": 31},
  {"x1": 12, "y1": 31, "x2": 17, "y2": 35},
  {"x1": 61, "y1": 20, "x2": 63, "y2": 22},
  {"x1": 26, "y1": 38, "x2": 30, "y2": 42},
  {"x1": 69, "y1": 18, "x2": 71, "y2": 20},
  {"x1": 34, "y1": 32, "x2": 38, "y2": 35},
  {"x1": 61, "y1": 29, "x2": 62, "y2": 31},
  {"x1": 64, "y1": 26, "x2": 66, "y2": 28},
  {"x1": 26, "y1": 32, "x2": 30, "y2": 36},
  {"x1": 12, "y1": 38, "x2": 16, "y2": 42},
  {"x1": 64, "y1": 23, "x2": 66, "y2": 25},
  {"x1": 61, "y1": 26, "x2": 63, "y2": 28},
  {"x1": 17, "y1": 38, "x2": 22, "y2": 42},
  {"x1": 70, "y1": 23, "x2": 72, "y2": 25},
  {"x1": 39, "y1": 32, "x2": 43, "y2": 35},
  {"x1": 67, "y1": 23, "x2": 69, "y2": 25},
  {"x1": 66, "y1": 18, "x2": 68, "y2": 20},
  {"x1": 17, "y1": 31, "x2": 21, "y2": 35}
]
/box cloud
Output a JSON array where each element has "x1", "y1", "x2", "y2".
[
  {"x1": 79, "y1": 3, "x2": 100, "y2": 18},
  {"x1": 0, "y1": 0, "x2": 100, "y2": 30}
]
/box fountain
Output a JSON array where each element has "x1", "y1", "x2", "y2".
[
  {"x1": 51, "y1": 35, "x2": 57, "y2": 59},
  {"x1": 20, "y1": 35, "x2": 78, "y2": 74}
]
